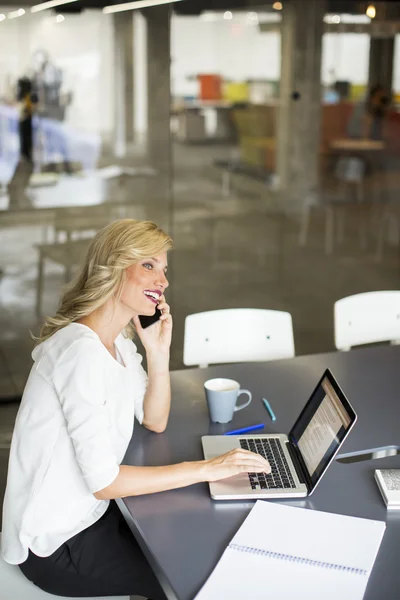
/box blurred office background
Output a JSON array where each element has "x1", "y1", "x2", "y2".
[{"x1": 1, "y1": 0, "x2": 400, "y2": 496}]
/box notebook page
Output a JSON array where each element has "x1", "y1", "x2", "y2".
[
  {"x1": 195, "y1": 546, "x2": 369, "y2": 600},
  {"x1": 231, "y1": 501, "x2": 385, "y2": 574}
]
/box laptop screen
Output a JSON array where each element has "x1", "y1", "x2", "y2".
[{"x1": 289, "y1": 370, "x2": 357, "y2": 490}]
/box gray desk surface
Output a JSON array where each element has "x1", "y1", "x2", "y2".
[{"x1": 120, "y1": 346, "x2": 400, "y2": 600}]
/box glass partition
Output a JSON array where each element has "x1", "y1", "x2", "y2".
[{"x1": 1, "y1": 6, "x2": 400, "y2": 407}]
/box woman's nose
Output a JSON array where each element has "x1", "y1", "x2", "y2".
[{"x1": 156, "y1": 271, "x2": 169, "y2": 289}]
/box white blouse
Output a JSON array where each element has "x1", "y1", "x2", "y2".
[{"x1": 1, "y1": 323, "x2": 148, "y2": 565}]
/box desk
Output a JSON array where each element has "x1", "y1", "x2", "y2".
[
  {"x1": 174, "y1": 101, "x2": 235, "y2": 143},
  {"x1": 330, "y1": 139, "x2": 385, "y2": 152},
  {"x1": 119, "y1": 346, "x2": 400, "y2": 600}
]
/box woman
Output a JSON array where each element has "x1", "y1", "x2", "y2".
[
  {"x1": 348, "y1": 84, "x2": 391, "y2": 141},
  {"x1": 2, "y1": 219, "x2": 269, "y2": 599}
]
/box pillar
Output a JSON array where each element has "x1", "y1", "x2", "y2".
[
  {"x1": 368, "y1": 3, "x2": 396, "y2": 93},
  {"x1": 142, "y1": 4, "x2": 172, "y2": 230},
  {"x1": 145, "y1": 5, "x2": 171, "y2": 174},
  {"x1": 368, "y1": 37, "x2": 394, "y2": 92},
  {"x1": 276, "y1": 0, "x2": 326, "y2": 211},
  {"x1": 114, "y1": 12, "x2": 134, "y2": 157}
]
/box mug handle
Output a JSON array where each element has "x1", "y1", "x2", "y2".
[{"x1": 234, "y1": 389, "x2": 252, "y2": 412}]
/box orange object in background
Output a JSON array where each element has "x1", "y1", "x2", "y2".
[{"x1": 198, "y1": 74, "x2": 222, "y2": 101}]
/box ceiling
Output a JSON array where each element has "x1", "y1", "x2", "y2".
[{"x1": 1, "y1": 0, "x2": 400, "y2": 17}]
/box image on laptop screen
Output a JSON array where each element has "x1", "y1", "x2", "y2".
[{"x1": 289, "y1": 373, "x2": 356, "y2": 489}]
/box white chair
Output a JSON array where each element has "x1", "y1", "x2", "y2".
[
  {"x1": 0, "y1": 535, "x2": 129, "y2": 600},
  {"x1": 183, "y1": 308, "x2": 295, "y2": 368},
  {"x1": 334, "y1": 291, "x2": 400, "y2": 351}
]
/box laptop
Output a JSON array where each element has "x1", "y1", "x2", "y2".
[{"x1": 202, "y1": 369, "x2": 357, "y2": 500}]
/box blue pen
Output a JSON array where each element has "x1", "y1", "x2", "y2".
[
  {"x1": 224, "y1": 423, "x2": 265, "y2": 436},
  {"x1": 262, "y1": 397, "x2": 277, "y2": 421}
]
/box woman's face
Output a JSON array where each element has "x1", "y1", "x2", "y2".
[{"x1": 119, "y1": 252, "x2": 169, "y2": 316}]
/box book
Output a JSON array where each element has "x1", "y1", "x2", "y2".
[
  {"x1": 195, "y1": 500, "x2": 385, "y2": 600},
  {"x1": 375, "y1": 469, "x2": 400, "y2": 508}
]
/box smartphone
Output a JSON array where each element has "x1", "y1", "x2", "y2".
[{"x1": 139, "y1": 307, "x2": 162, "y2": 329}]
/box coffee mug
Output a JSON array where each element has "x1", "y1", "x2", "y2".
[{"x1": 204, "y1": 378, "x2": 252, "y2": 424}]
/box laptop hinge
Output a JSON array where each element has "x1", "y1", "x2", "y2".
[{"x1": 286, "y1": 441, "x2": 311, "y2": 492}]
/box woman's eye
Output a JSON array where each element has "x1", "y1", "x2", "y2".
[{"x1": 143, "y1": 263, "x2": 153, "y2": 270}]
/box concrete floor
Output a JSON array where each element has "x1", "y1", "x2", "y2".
[{"x1": 1, "y1": 141, "x2": 400, "y2": 531}]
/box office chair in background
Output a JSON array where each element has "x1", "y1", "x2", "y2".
[
  {"x1": 334, "y1": 290, "x2": 400, "y2": 351},
  {"x1": 183, "y1": 308, "x2": 295, "y2": 368}
]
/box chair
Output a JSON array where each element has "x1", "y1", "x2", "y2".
[
  {"x1": 334, "y1": 291, "x2": 400, "y2": 351},
  {"x1": 0, "y1": 535, "x2": 129, "y2": 600},
  {"x1": 183, "y1": 308, "x2": 295, "y2": 368},
  {"x1": 375, "y1": 201, "x2": 400, "y2": 262},
  {"x1": 35, "y1": 238, "x2": 92, "y2": 318},
  {"x1": 299, "y1": 156, "x2": 368, "y2": 254}
]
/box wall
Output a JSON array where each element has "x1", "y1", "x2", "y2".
[
  {"x1": 171, "y1": 17, "x2": 400, "y2": 96},
  {"x1": 0, "y1": 9, "x2": 115, "y2": 136},
  {"x1": 171, "y1": 17, "x2": 281, "y2": 98},
  {"x1": 322, "y1": 33, "x2": 370, "y2": 85}
]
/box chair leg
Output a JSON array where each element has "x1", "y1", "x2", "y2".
[
  {"x1": 375, "y1": 212, "x2": 389, "y2": 262},
  {"x1": 359, "y1": 223, "x2": 367, "y2": 250},
  {"x1": 222, "y1": 171, "x2": 230, "y2": 197},
  {"x1": 337, "y1": 209, "x2": 345, "y2": 245},
  {"x1": 65, "y1": 263, "x2": 72, "y2": 284},
  {"x1": 325, "y1": 206, "x2": 334, "y2": 255},
  {"x1": 36, "y1": 252, "x2": 44, "y2": 319},
  {"x1": 298, "y1": 205, "x2": 311, "y2": 247},
  {"x1": 359, "y1": 208, "x2": 368, "y2": 251},
  {"x1": 356, "y1": 181, "x2": 364, "y2": 203}
]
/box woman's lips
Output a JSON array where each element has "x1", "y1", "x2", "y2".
[{"x1": 144, "y1": 290, "x2": 161, "y2": 305}]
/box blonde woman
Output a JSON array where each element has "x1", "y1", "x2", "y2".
[{"x1": 1, "y1": 219, "x2": 269, "y2": 599}]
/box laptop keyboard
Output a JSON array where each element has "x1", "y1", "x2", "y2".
[{"x1": 239, "y1": 437, "x2": 296, "y2": 490}]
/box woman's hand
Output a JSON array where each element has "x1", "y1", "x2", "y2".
[
  {"x1": 202, "y1": 449, "x2": 271, "y2": 482},
  {"x1": 133, "y1": 295, "x2": 172, "y2": 357}
]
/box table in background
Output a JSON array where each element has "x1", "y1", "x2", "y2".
[
  {"x1": 330, "y1": 139, "x2": 385, "y2": 152},
  {"x1": 119, "y1": 346, "x2": 400, "y2": 600},
  {"x1": 174, "y1": 101, "x2": 235, "y2": 143}
]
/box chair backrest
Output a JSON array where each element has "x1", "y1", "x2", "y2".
[
  {"x1": 334, "y1": 291, "x2": 400, "y2": 351},
  {"x1": 334, "y1": 157, "x2": 366, "y2": 183},
  {"x1": 183, "y1": 308, "x2": 295, "y2": 367}
]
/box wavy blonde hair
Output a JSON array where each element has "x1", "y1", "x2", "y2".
[{"x1": 36, "y1": 219, "x2": 173, "y2": 344}]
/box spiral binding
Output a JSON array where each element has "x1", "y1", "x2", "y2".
[{"x1": 228, "y1": 543, "x2": 367, "y2": 576}]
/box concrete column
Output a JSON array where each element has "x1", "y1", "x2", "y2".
[
  {"x1": 114, "y1": 13, "x2": 134, "y2": 157},
  {"x1": 276, "y1": 0, "x2": 326, "y2": 211},
  {"x1": 142, "y1": 4, "x2": 172, "y2": 228},
  {"x1": 368, "y1": 37, "x2": 394, "y2": 91},
  {"x1": 145, "y1": 6, "x2": 171, "y2": 169},
  {"x1": 368, "y1": 3, "x2": 396, "y2": 92}
]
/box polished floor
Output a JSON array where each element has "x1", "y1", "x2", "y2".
[{"x1": 1, "y1": 141, "x2": 400, "y2": 532}]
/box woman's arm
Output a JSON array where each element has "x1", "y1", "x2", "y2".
[
  {"x1": 94, "y1": 449, "x2": 271, "y2": 500},
  {"x1": 133, "y1": 296, "x2": 172, "y2": 433},
  {"x1": 141, "y1": 351, "x2": 170, "y2": 433}
]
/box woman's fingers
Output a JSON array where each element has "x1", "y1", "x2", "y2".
[
  {"x1": 205, "y1": 449, "x2": 271, "y2": 482},
  {"x1": 223, "y1": 449, "x2": 271, "y2": 473},
  {"x1": 158, "y1": 301, "x2": 171, "y2": 320},
  {"x1": 158, "y1": 300, "x2": 169, "y2": 312}
]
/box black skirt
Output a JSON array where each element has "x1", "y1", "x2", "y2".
[{"x1": 19, "y1": 500, "x2": 167, "y2": 599}]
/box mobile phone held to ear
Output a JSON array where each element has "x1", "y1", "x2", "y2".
[{"x1": 138, "y1": 307, "x2": 162, "y2": 329}]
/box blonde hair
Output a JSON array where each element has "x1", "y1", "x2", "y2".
[{"x1": 36, "y1": 219, "x2": 173, "y2": 344}]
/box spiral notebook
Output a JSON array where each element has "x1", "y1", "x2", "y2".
[{"x1": 195, "y1": 501, "x2": 385, "y2": 600}]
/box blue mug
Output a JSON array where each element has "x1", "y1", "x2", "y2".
[{"x1": 204, "y1": 378, "x2": 252, "y2": 424}]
